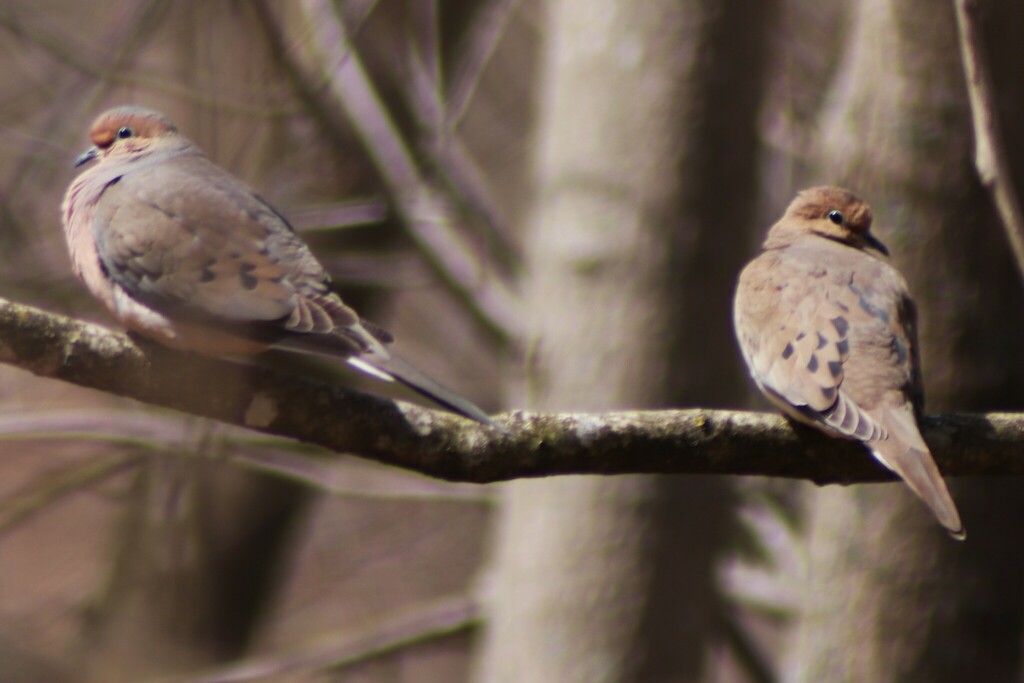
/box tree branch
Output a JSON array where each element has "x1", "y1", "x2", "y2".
[
  {"x1": 954, "y1": 0, "x2": 1024, "y2": 285},
  {"x1": 167, "y1": 594, "x2": 478, "y2": 683},
  {"x1": 2, "y1": 298, "x2": 1022, "y2": 484},
  {"x1": 295, "y1": 0, "x2": 522, "y2": 342}
]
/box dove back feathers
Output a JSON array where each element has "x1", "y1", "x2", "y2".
[{"x1": 63, "y1": 106, "x2": 497, "y2": 428}]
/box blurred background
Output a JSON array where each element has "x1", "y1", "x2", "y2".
[{"x1": 1, "y1": 0, "x2": 1024, "y2": 681}]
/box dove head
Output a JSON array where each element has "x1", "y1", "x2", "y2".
[
  {"x1": 765, "y1": 186, "x2": 889, "y2": 257},
  {"x1": 74, "y1": 107, "x2": 186, "y2": 168}
]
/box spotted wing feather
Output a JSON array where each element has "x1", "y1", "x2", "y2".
[
  {"x1": 735, "y1": 246, "x2": 894, "y2": 441},
  {"x1": 90, "y1": 153, "x2": 365, "y2": 341}
]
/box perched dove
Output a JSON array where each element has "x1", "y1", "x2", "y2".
[
  {"x1": 733, "y1": 186, "x2": 963, "y2": 539},
  {"x1": 62, "y1": 106, "x2": 496, "y2": 427}
]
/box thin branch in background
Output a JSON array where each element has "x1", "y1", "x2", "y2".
[
  {"x1": 446, "y1": 0, "x2": 520, "y2": 128},
  {"x1": 402, "y1": 0, "x2": 523, "y2": 273},
  {"x1": 427, "y1": 135, "x2": 522, "y2": 273},
  {"x1": 316, "y1": 251, "x2": 434, "y2": 288},
  {"x1": 407, "y1": 0, "x2": 445, "y2": 132},
  {"x1": 0, "y1": 408, "x2": 493, "y2": 503},
  {"x1": 0, "y1": 122, "x2": 79, "y2": 159},
  {"x1": 254, "y1": 0, "x2": 519, "y2": 334},
  {"x1": 255, "y1": 0, "x2": 519, "y2": 323},
  {"x1": 298, "y1": 0, "x2": 521, "y2": 342},
  {"x1": 2, "y1": 0, "x2": 304, "y2": 119},
  {"x1": 234, "y1": 449, "x2": 495, "y2": 503},
  {"x1": 0, "y1": 409, "x2": 207, "y2": 445},
  {"x1": 953, "y1": 0, "x2": 1024, "y2": 286},
  {"x1": 250, "y1": 0, "x2": 369, "y2": 159},
  {"x1": 165, "y1": 594, "x2": 478, "y2": 683},
  {"x1": 285, "y1": 198, "x2": 389, "y2": 232},
  {"x1": 0, "y1": 453, "x2": 142, "y2": 540},
  {"x1": 340, "y1": 0, "x2": 383, "y2": 31},
  {"x1": 0, "y1": 0, "x2": 159, "y2": 92},
  {"x1": 2, "y1": 0, "x2": 173, "y2": 279}
]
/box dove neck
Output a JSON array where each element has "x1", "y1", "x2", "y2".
[
  {"x1": 85, "y1": 143, "x2": 196, "y2": 187},
  {"x1": 761, "y1": 226, "x2": 810, "y2": 251}
]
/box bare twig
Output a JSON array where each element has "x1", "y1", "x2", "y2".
[
  {"x1": 0, "y1": 409, "x2": 490, "y2": 509},
  {"x1": 953, "y1": 0, "x2": 1024, "y2": 285},
  {"x1": 285, "y1": 199, "x2": 389, "y2": 232},
  {"x1": 0, "y1": 453, "x2": 141, "y2": 539},
  {"x1": 446, "y1": 0, "x2": 520, "y2": 127},
  {"x1": 404, "y1": 0, "x2": 522, "y2": 271},
  {"x1": 164, "y1": 594, "x2": 478, "y2": 683},
  {"x1": 299, "y1": 0, "x2": 521, "y2": 341},
  {"x1": 407, "y1": 0, "x2": 445, "y2": 132},
  {"x1": 253, "y1": 0, "x2": 522, "y2": 339},
  {"x1": 234, "y1": 448, "x2": 495, "y2": 503},
  {"x1": 426, "y1": 130, "x2": 521, "y2": 272},
  {"x1": 1, "y1": 299, "x2": 1023, "y2": 484}
]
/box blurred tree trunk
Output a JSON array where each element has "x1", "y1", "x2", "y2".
[
  {"x1": 81, "y1": 459, "x2": 304, "y2": 681},
  {"x1": 788, "y1": 0, "x2": 1024, "y2": 680},
  {"x1": 475, "y1": 0, "x2": 773, "y2": 681}
]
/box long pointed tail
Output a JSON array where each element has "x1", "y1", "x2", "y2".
[
  {"x1": 273, "y1": 329, "x2": 501, "y2": 429},
  {"x1": 349, "y1": 353, "x2": 501, "y2": 429},
  {"x1": 872, "y1": 445, "x2": 964, "y2": 540}
]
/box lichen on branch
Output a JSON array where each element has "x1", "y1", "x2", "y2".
[{"x1": 0, "y1": 297, "x2": 1020, "y2": 483}]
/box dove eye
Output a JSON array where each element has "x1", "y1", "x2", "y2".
[
  {"x1": 827, "y1": 210, "x2": 845, "y2": 225},
  {"x1": 116, "y1": 127, "x2": 134, "y2": 139}
]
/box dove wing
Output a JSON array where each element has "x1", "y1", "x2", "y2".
[
  {"x1": 734, "y1": 242, "x2": 919, "y2": 442},
  {"x1": 89, "y1": 153, "x2": 376, "y2": 352},
  {"x1": 86, "y1": 153, "x2": 498, "y2": 426}
]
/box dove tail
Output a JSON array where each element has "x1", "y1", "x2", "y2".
[
  {"x1": 349, "y1": 353, "x2": 501, "y2": 430},
  {"x1": 271, "y1": 329, "x2": 501, "y2": 429},
  {"x1": 871, "y1": 446, "x2": 965, "y2": 540}
]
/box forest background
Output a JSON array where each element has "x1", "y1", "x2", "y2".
[{"x1": 0, "y1": 1, "x2": 1023, "y2": 681}]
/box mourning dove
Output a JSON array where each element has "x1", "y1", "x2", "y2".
[
  {"x1": 733, "y1": 186, "x2": 964, "y2": 539},
  {"x1": 62, "y1": 106, "x2": 496, "y2": 427}
]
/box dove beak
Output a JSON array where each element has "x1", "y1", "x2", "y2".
[
  {"x1": 864, "y1": 231, "x2": 889, "y2": 257},
  {"x1": 74, "y1": 146, "x2": 100, "y2": 168}
]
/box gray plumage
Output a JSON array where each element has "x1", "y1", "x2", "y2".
[{"x1": 63, "y1": 106, "x2": 496, "y2": 427}]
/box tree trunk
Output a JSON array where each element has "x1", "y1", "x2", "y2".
[{"x1": 475, "y1": 0, "x2": 774, "y2": 680}]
